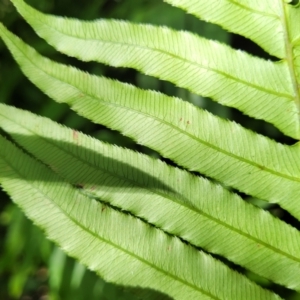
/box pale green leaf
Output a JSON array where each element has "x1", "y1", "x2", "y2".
[
  {"x1": 8, "y1": 0, "x2": 299, "y2": 138},
  {"x1": 288, "y1": 5, "x2": 300, "y2": 97},
  {"x1": 0, "y1": 135, "x2": 281, "y2": 300},
  {"x1": 1, "y1": 103, "x2": 300, "y2": 291},
  {"x1": 164, "y1": 0, "x2": 285, "y2": 58},
  {"x1": 1, "y1": 25, "x2": 300, "y2": 222},
  {"x1": 1, "y1": 0, "x2": 300, "y2": 297}
]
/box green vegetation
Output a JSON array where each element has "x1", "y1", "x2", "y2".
[{"x1": 1, "y1": 0, "x2": 300, "y2": 299}]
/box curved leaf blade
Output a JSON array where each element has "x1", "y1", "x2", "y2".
[
  {"x1": 0, "y1": 135, "x2": 281, "y2": 300},
  {"x1": 164, "y1": 0, "x2": 286, "y2": 58},
  {"x1": 1, "y1": 104, "x2": 300, "y2": 291},
  {"x1": 287, "y1": 4, "x2": 300, "y2": 117},
  {"x1": 8, "y1": 0, "x2": 298, "y2": 138},
  {"x1": 1, "y1": 26, "x2": 300, "y2": 222}
]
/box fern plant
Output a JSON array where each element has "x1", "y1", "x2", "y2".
[{"x1": 1, "y1": 0, "x2": 300, "y2": 299}]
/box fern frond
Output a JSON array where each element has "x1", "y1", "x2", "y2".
[
  {"x1": 8, "y1": 0, "x2": 299, "y2": 138},
  {"x1": 1, "y1": 0, "x2": 300, "y2": 297},
  {"x1": 1, "y1": 24, "x2": 300, "y2": 222},
  {"x1": 0, "y1": 135, "x2": 281, "y2": 300},
  {"x1": 164, "y1": 0, "x2": 285, "y2": 58},
  {"x1": 1, "y1": 103, "x2": 300, "y2": 291}
]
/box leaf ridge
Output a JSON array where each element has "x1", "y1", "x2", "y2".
[
  {"x1": 0, "y1": 27, "x2": 295, "y2": 182},
  {"x1": 7, "y1": 0, "x2": 298, "y2": 137},
  {"x1": 164, "y1": 0, "x2": 284, "y2": 58},
  {"x1": 1, "y1": 136, "x2": 281, "y2": 300},
  {"x1": 1, "y1": 24, "x2": 300, "y2": 219},
  {"x1": 79, "y1": 93, "x2": 298, "y2": 185},
  {"x1": 2, "y1": 104, "x2": 300, "y2": 291},
  {"x1": 14, "y1": 54, "x2": 300, "y2": 179},
  {"x1": 0, "y1": 139, "x2": 216, "y2": 299},
  {"x1": 227, "y1": 0, "x2": 281, "y2": 18},
  {"x1": 23, "y1": 23, "x2": 292, "y2": 101},
  {"x1": 281, "y1": 2, "x2": 300, "y2": 127},
  {"x1": 0, "y1": 106, "x2": 289, "y2": 254}
]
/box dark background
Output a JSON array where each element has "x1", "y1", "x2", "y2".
[{"x1": 0, "y1": 0, "x2": 299, "y2": 299}]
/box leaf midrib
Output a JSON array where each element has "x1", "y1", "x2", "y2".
[
  {"x1": 2, "y1": 110, "x2": 300, "y2": 267},
  {"x1": 1, "y1": 152, "x2": 220, "y2": 300},
  {"x1": 228, "y1": 0, "x2": 279, "y2": 19},
  {"x1": 24, "y1": 14, "x2": 293, "y2": 101},
  {"x1": 8, "y1": 35, "x2": 300, "y2": 262},
  {"x1": 56, "y1": 80, "x2": 299, "y2": 185},
  {"x1": 6, "y1": 27, "x2": 298, "y2": 185},
  {"x1": 280, "y1": 1, "x2": 300, "y2": 130},
  {"x1": 4, "y1": 10, "x2": 300, "y2": 269}
]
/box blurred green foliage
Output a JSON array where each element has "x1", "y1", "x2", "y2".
[{"x1": 0, "y1": 0, "x2": 299, "y2": 299}]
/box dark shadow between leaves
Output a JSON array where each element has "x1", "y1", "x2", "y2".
[
  {"x1": 1, "y1": 130, "x2": 197, "y2": 225},
  {"x1": 0, "y1": 133, "x2": 179, "y2": 300},
  {"x1": 113, "y1": 285, "x2": 173, "y2": 300},
  {"x1": 0, "y1": 131, "x2": 178, "y2": 196}
]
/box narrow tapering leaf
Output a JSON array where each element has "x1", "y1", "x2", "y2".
[
  {"x1": 1, "y1": 103, "x2": 300, "y2": 291},
  {"x1": 164, "y1": 0, "x2": 286, "y2": 58},
  {"x1": 1, "y1": 25, "x2": 300, "y2": 222},
  {"x1": 8, "y1": 0, "x2": 299, "y2": 138},
  {"x1": 0, "y1": 135, "x2": 281, "y2": 300}
]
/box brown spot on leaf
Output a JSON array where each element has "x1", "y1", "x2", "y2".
[{"x1": 72, "y1": 130, "x2": 80, "y2": 145}]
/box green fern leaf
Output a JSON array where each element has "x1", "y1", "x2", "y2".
[
  {"x1": 8, "y1": 0, "x2": 299, "y2": 138},
  {"x1": 1, "y1": 0, "x2": 300, "y2": 297},
  {"x1": 1, "y1": 22, "x2": 300, "y2": 222},
  {"x1": 164, "y1": 0, "x2": 286, "y2": 58},
  {"x1": 164, "y1": 1, "x2": 300, "y2": 115},
  {"x1": 1, "y1": 103, "x2": 300, "y2": 291},
  {"x1": 0, "y1": 135, "x2": 281, "y2": 300}
]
